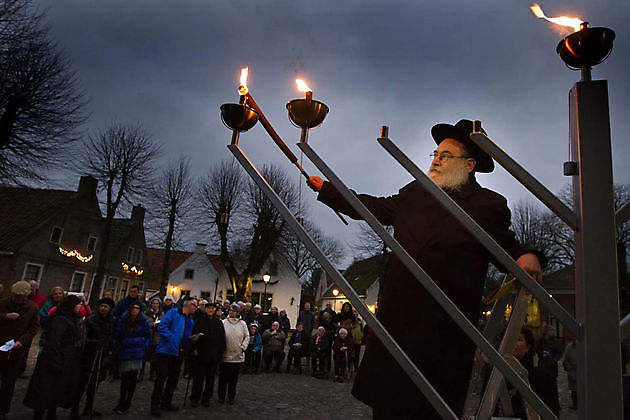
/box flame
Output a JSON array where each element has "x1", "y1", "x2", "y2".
[
  {"x1": 295, "y1": 79, "x2": 312, "y2": 93},
  {"x1": 530, "y1": 3, "x2": 583, "y2": 33},
  {"x1": 238, "y1": 67, "x2": 248, "y2": 96}
]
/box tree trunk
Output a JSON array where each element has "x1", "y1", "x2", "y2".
[{"x1": 159, "y1": 200, "x2": 177, "y2": 300}]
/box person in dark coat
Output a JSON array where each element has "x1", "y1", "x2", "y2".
[
  {"x1": 24, "y1": 294, "x2": 83, "y2": 420},
  {"x1": 308, "y1": 119, "x2": 545, "y2": 418},
  {"x1": 245, "y1": 304, "x2": 263, "y2": 327},
  {"x1": 279, "y1": 309, "x2": 291, "y2": 336},
  {"x1": 332, "y1": 328, "x2": 354, "y2": 382},
  {"x1": 112, "y1": 302, "x2": 151, "y2": 414},
  {"x1": 286, "y1": 322, "x2": 307, "y2": 374},
  {"x1": 77, "y1": 297, "x2": 115, "y2": 417},
  {"x1": 0, "y1": 281, "x2": 39, "y2": 420},
  {"x1": 297, "y1": 302, "x2": 315, "y2": 357},
  {"x1": 189, "y1": 302, "x2": 226, "y2": 407},
  {"x1": 112, "y1": 285, "x2": 141, "y2": 320},
  {"x1": 535, "y1": 325, "x2": 563, "y2": 415},
  {"x1": 143, "y1": 297, "x2": 164, "y2": 381},
  {"x1": 262, "y1": 321, "x2": 286, "y2": 372},
  {"x1": 311, "y1": 327, "x2": 329, "y2": 379}
]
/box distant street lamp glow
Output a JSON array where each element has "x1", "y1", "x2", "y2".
[{"x1": 332, "y1": 289, "x2": 339, "y2": 297}]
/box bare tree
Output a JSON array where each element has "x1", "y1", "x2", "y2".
[
  {"x1": 0, "y1": 0, "x2": 85, "y2": 184},
  {"x1": 280, "y1": 218, "x2": 344, "y2": 279},
  {"x1": 199, "y1": 160, "x2": 301, "y2": 301},
  {"x1": 352, "y1": 222, "x2": 393, "y2": 259},
  {"x1": 77, "y1": 123, "x2": 160, "y2": 307},
  {"x1": 145, "y1": 157, "x2": 193, "y2": 299}
]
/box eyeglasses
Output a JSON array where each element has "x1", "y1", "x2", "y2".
[{"x1": 430, "y1": 151, "x2": 471, "y2": 162}]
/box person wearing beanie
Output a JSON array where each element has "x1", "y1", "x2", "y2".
[
  {"x1": 24, "y1": 294, "x2": 83, "y2": 420},
  {"x1": 244, "y1": 323, "x2": 263, "y2": 374},
  {"x1": 0, "y1": 281, "x2": 39, "y2": 419},
  {"x1": 77, "y1": 296, "x2": 116, "y2": 417},
  {"x1": 332, "y1": 328, "x2": 355, "y2": 382},
  {"x1": 162, "y1": 295, "x2": 175, "y2": 313}
]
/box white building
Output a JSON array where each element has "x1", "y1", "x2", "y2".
[{"x1": 145, "y1": 244, "x2": 303, "y2": 326}]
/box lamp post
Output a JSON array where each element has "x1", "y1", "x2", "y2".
[{"x1": 263, "y1": 273, "x2": 271, "y2": 311}]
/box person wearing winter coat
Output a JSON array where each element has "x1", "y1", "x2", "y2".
[
  {"x1": 112, "y1": 285, "x2": 142, "y2": 320},
  {"x1": 262, "y1": 321, "x2": 286, "y2": 372},
  {"x1": 218, "y1": 304, "x2": 249, "y2": 404},
  {"x1": 279, "y1": 309, "x2": 291, "y2": 336},
  {"x1": 38, "y1": 286, "x2": 64, "y2": 349},
  {"x1": 244, "y1": 324, "x2": 263, "y2": 374},
  {"x1": 311, "y1": 326, "x2": 330, "y2": 379},
  {"x1": 24, "y1": 294, "x2": 83, "y2": 420},
  {"x1": 113, "y1": 302, "x2": 151, "y2": 414},
  {"x1": 286, "y1": 322, "x2": 307, "y2": 374},
  {"x1": 535, "y1": 325, "x2": 563, "y2": 415},
  {"x1": 0, "y1": 281, "x2": 39, "y2": 420},
  {"x1": 189, "y1": 302, "x2": 226, "y2": 407},
  {"x1": 150, "y1": 299, "x2": 196, "y2": 417},
  {"x1": 143, "y1": 297, "x2": 164, "y2": 381},
  {"x1": 77, "y1": 297, "x2": 115, "y2": 417},
  {"x1": 332, "y1": 328, "x2": 355, "y2": 382}
]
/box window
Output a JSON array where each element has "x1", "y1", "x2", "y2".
[
  {"x1": 135, "y1": 249, "x2": 143, "y2": 265},
  {"x1": 69, "y1": 272, "x2": 86, "y2": 292},
  {"x1": 184, "y1": 269, "x2": 194, "y2": 279},
  {"x1": 87, "y1": 236, "x2": 98, "y2": 252},
  {"x1": 102, "y1": 276, "x2": 118, "y2": 298},
  {"x1": 251, "y1": 292, "x2": 261, "y2": 305},
  {"x1": 200, "y1": 290, "x2": 212, "y2": 300},
  {"x1": 50, "y1": 226, "x2": 63, "y2": 244},
  {"x1": 179, "y1": 289, "x2": 191, "y2": 299},
  {"x1": 137, "y1": 281, "x2": 145, "y2": 292},
  {"x1": 120, "y1": 279, "x2": 129, "y2": 299},
  {"x1": 127, "y1": 247, "x2": 134, "y2": 262},
  {"x1": 226, "y1": 289, "x2": 235, "y2": 302},
  {"x1": 23, "y1": 263, "x2": 43, "y2": 282}
]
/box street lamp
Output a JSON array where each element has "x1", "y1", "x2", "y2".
[
  {"x1": 332, "y1": 288, "x2": 339, "y2": 296},
  {"x1": 263, "y1": 273, "x2": 271, "y2": 311}
]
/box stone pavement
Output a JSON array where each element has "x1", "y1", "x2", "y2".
[{"x1": 6, "y1": 342, "x2": 579, "y2": 419}]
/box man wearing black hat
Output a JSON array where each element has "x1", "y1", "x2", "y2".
[
  {"x1": 78, "y1": 297, "x2": 115, "y2": 417},
  {"x1": 308, "y1": 119, "x2": 544, "y2": 418}
]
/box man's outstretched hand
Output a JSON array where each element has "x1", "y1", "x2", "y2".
[{"x1": 307, "y1": 176, "x2": 323, "y2": 192}]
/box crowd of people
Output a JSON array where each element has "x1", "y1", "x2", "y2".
[{"x1": 0, "y1": 280, "x2": 368, "y2": 419}]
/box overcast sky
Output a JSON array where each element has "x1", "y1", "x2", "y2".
[{"x1": 35, "y1": 0, "x2": 630, "y2": 264}]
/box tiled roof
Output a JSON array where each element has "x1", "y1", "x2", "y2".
[
  {"x1": 0, "y1": 186, "x2": 76, "y2": 251},
  {"x1": 143, "y1": 248, "x2": 225, "y2": 287},
  {"x1": 323, "y1": 253, "x2": 388, "y2": 297}
]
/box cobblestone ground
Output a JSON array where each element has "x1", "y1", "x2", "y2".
[{"x1": 6, "y1": 341, "x2": 579, "y2": 419}]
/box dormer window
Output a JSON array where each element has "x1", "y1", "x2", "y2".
[
  {"x1": 127, "y1": 247, "x2": 134, "y2": 261},
  {"x1": 50, "y1": 226, "x2": 63, "y2": 244},
  {"x1": 87, "y1": 236, "x2": 98, "y2": 252},
  {"x1": 184, "y1": 269, "x2": 194, "y2": 279}
]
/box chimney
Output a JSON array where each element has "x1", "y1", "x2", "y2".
[
  {"x1": 194, "y1": 243, "x2": 207, "y2": 254},
  {"x1": 77, "y1": 175, "x2": 97, "y2": 197},
  {"x1": 131, "y1": 205, "x2": 145, "y2": 224}
]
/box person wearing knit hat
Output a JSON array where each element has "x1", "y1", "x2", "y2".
[
  {"x1": 332, "y1": 327, "x2": 354, "y2": 383},
  {"x1": 0, "y1": 281, "x2": 39, "y2": 418}
]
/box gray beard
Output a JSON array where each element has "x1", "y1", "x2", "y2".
[{"x1": 427, "y1": 167, "x2": 470, "y2": 191}]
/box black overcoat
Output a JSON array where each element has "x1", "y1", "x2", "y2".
[
  {"x1": 192, "y1": 314, "x2": 226, "y2": 364},
  {"x1": 24, "y1": 311, "x2": 82, "y2": 409},
  {"x1": 318, "y1": 178, "x2": 541, "y2": 418}
]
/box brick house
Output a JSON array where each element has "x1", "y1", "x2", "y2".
[{"x1": 0, "y1": 176, "x2": 147, "y2": 301}]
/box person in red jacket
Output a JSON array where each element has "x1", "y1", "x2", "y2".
[{"x1": 27, "y1": 281, "x2": 46, "y2": 310}]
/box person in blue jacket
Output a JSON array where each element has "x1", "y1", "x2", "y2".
[
  {"x1": 243, "y1": 323, "x2": 263, "y2": 374},
  {"x1": 112, "y1": 302, "x2": 151, "y2": 414},
  {"x1": 150, "y1": 298, "x2": 196, "y2": 417}
]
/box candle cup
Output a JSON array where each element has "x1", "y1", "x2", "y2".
[
  {"x1": 556, "y1": 25, "x2": 615, "y2": 70},
  {"x1": 286, "y1": 99, "x2": 329, "y2": 129},
  {"x1": 220, "y1": 103, "x2": 259, "y2": 132}
]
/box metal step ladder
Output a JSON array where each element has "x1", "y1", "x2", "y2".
[{"x1": 462, "y1": 276, "x2": 540, "y2": 420}]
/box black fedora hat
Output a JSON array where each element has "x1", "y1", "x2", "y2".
[{"x1": 431, "y1": 119, "x2": 494, "y2": 173}]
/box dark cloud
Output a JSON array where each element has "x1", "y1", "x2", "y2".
[{"x1": 35, "y1": 0, "x2": 630, "y2": 258}]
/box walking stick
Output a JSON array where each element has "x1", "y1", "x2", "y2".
[
  {"x1": 86, "y1": 347, "x2": 103, "y2": 420},
  {"x1": 183, "y1": 367, "x2": 192, "y2": 408}
]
